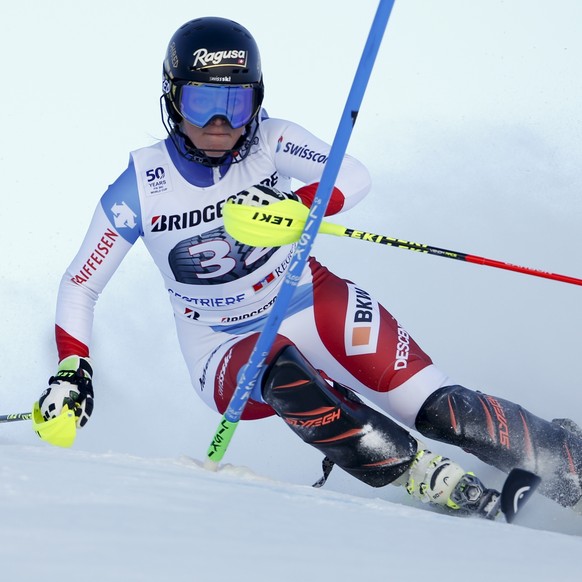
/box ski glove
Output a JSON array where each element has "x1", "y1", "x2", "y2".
[{"x1": 39, "y1": 356, "x2": 94, "y2": 428}]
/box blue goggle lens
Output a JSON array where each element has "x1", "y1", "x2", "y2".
[{"x1": 178, "y1": 84, "x2": 256, "y2": 129}]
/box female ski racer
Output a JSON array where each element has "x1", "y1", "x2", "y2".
[{"x1": 35, "y1": 16, "x2": 582, "y2": 518}]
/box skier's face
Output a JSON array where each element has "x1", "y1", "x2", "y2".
[{"x1": 181, "y1": 117, "x2": 244, "y2": 157}]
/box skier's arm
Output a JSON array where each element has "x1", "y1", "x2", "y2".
[
  {"x1": 55, "y1": 162, "x2": 142, "y2": 360},
  {"x1": 55, "y1": 206, "x2": 134, "y2": 358},
  {"x1": 35, "y1": 163, "x2": 142, "y2": 435},
  {"x1": 265, "y1": 118, "x2": 371, "y2": 215}
]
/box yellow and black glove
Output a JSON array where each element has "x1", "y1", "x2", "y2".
[{"x1": 33, "y1": 356, "x2": 94, "y2": 447}]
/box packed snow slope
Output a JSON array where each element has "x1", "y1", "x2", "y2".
[
  {"x1": 1, "y1": 1, "x2": 582, "y2": 580},
  {"x1": 1, "y1": 444, "x2": 581, "y2": 582}
]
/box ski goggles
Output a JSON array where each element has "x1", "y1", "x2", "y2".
[{"x1": 178, "y1": 83, "x2": 258, "y2": 129}]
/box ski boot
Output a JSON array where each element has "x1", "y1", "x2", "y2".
[
  {"x1": 449, "y1": 473, "x2": 501, "y2": 519},
  {"x1": 400, "y1": 449, "x2": 501, "y2": 519}
]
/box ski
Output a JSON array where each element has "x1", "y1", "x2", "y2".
[{"x1": 499, "y1": 468, "x2": 541, "y2": 523}]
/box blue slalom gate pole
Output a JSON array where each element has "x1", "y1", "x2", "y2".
[{"x1": 205, "y1": 0, "x2": 397, "y2": 467}]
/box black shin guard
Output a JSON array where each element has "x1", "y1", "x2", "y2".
[
  {"x1": 415, "y1": 385, "x2": 582, "y2": 507},
  {"x1": 262, "y1": 346, "x2": 417, "y2": 487}
]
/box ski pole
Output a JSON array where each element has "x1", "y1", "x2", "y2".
[
  {"x1": 223, "y1": 198, "x2": 582, "y2": 288},
  {"x1": 205, "y1": 0, "x2": 397, "y2": 469},
  {"x1": 0, "y1": 412, "x2": 32, "y2": 424}
]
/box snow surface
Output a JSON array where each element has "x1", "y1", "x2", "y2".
[{"x1": 2, "y1": 1, "x2": 582, "y2": 580}]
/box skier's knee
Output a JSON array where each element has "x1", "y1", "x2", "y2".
[{"x1": 262, "y1": 345, "x2": 418, "y2": 487}]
